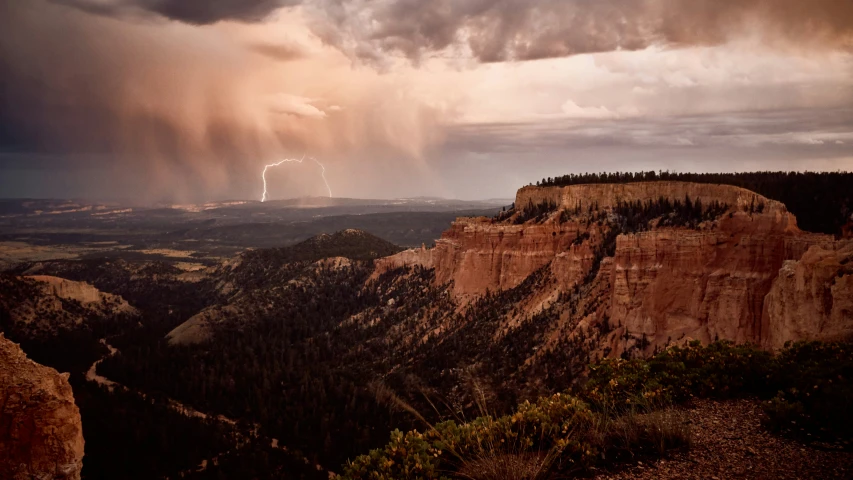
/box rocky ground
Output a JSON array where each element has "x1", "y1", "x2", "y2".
[{"x1": 595, "y1": 399, "x2": 853, "y2": 480}]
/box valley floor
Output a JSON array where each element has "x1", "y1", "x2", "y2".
[{"x1": 595, "y1": 399, "x2": 852, "y2": 480}]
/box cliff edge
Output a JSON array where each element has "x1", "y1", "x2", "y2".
[{"x1": 0, "y1": 334, "x2": 84, "y2": 480}]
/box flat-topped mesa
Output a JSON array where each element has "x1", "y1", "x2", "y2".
[
  {"x1": 517, "y1": 181, "x2": 786, "y2": 215},
  {"x1": 515, "y1": 181, "x2": 797, "y2": 232},
  {"x1": 376, "y1": 182, "x2": 807, "y2": 298}
]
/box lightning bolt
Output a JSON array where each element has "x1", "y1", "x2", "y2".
[{"x1": 261, "y1": 156, "x2": 333, "y2": 202}]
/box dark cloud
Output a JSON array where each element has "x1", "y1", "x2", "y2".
[
  {"x1": 52, "y1": 1, "x2": 853, "y2": 61},
  {"x1": 0, "y1": 1, "x2": 447, "y2": 202},
  {"x1": 311, "y1": 0, "x2": 853, "y2": 62},
  {"x1": 53, "y1": 0, "x2": 296, "y2": 24},
  {"x1": 150, "y1": 0, "x2": 290, "y2": 24},
  {"x1": 0, "y1": 1, "x2": 300, "y2": 202}
]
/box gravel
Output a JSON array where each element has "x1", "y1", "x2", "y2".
[{"x1": 594, "y1": 398, "x2": 853, "y2": 480}]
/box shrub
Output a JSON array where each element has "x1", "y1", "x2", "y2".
[
  {"x1": 341, "y1": 341, "x2": 851, "y2": 479},
  {"x1": 763, "y1": 342, "x2": 853, "y2": 439},
  {"x1": 339, "y1": 392, "x2": 691, "y2": 479},
  {"x1": 586, "y1": 340, "x2": 852, "y2": 441},
  {"x1": 585, "y1": 341, "x2": 774, "y2": 409},
  {"x1": 340, "y1": 394, "x2": 598, "y2": 480}
]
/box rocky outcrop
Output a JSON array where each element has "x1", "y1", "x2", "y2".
[
  {"x1": 26, "y1": 276, "x2": 133, "y2": 310},
  {"x1": 374, "y1": 246, "x2": 435, "y2": 274},
  {"x1": 0, "y1": 275, "x2": 138, "y2": 336},
  {"x1": 0, "y1": 334, "x2": 84, "y2": 480},
  {"x1": 601, "y1": 225, "x2": 839, "y2": 355},
  {"x1": 762, "y1": 242, "x2": 853, "y2": 349},
  {"x1": 375, "y1": 217, "x2": 602, "y2": 299}
]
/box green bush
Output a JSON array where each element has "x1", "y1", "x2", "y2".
[
  {"x1": 586, "y1": 340, "x2": 852, "y2": 440},
  {"x1": 763, "y1": 342, "x2": 853, "y2": 439},
  {"x1": 341, "y1": 394, "x2": 597, "y2": 480},
  {"x1": 341, "y1": 341, "x2": 851, "y2": 479},
  {"x1": 585, "y1": 341, "x2": 774, "y2": 409}
]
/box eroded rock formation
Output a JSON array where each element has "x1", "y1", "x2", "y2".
[
  {"x1": 763, "y1": 242, "x2": 853, "y2": 349},
  {"x1": 376, "y1": 181, "x2": 853, "y2": 355},
  {"x1": 0, "y1": 334, "x2": 84, "y2": 480},
  {"x1": 26, "y1": 275, "x2": 134, "y2": 310}
]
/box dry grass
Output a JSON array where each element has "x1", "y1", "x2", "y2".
[
  {"x1": 457, "y1": 452, "x2": 552, "y2": 480},
  {"x1": 606, "y1": 408, "x2": 691, "y2": 455},
  {"x1": 587, "y1": 405, "x2": 691, "y2": 467}
]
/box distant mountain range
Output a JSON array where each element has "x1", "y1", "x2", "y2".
[
  {"x1": 0, "y1": 196, "x2": 506, "y2": 266},
  {"x1": 0, "y1": 196, "x2": 512, "y2": 216}
]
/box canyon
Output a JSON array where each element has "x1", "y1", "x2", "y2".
[{"x1": 1, "y1": 179, "x2": 851, "y2": 479}]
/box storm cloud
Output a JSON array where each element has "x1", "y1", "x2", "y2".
[
  {"x1": 52, "y1": 0, "x2": 297, "y2": 24},
  {"x1": 0, "y1": 1, "x2": 444, "y2": 201},
  {"x1": 1, "y1": 0, "x2": 851, "y2": 202},
  {"x1": 57, "y1": 0, "x2": 853, "y2": 62},
  {"x1": 316, "y1": 0, "x2": 853, "y2": 62}
]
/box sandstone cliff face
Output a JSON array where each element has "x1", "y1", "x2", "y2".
[
  {"x1": 601, "y1": 223, "x2": 838, "y2": 356},
  {"x1": 375, "y1": 217, "x2": 601, "y2": 300},
  {"x1": 375, "y1": 182, "x2": 852, "y2": 355},
  {"x1": 762, "y1": 242, "x2": 853, "y2": 349},
  {"x1": 378, "y1": 182, "x2": 801, "y2": 297},
  {"x1": 0, "y1": 334, "x2": 84, "y2": 480}
]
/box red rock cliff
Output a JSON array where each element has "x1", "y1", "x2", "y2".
[
  {"x1": 0, "y1": 334, "x2": 84, "y2": 480},
  {"x1": 762, "y1": 242, "x2": 853, "y2": 349},
  {"x1": 375, "y1": 182, "x2": 852, "y2": 352},
  {"x1": 602, "y1": 224, "x2": 842, "y2": 355}
]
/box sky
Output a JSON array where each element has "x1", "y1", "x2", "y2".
[{"x1": 1, "y1": 0, "x2": 852, "y2": 203}]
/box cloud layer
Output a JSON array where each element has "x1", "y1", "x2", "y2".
[
  {"x1": 329, "y1": 0, "x2": 853, "y2": 62},
  {"x1": 1, "y1": 0, "x2": 852, "y2": 201},
  {"x1": 58, "y1": 0, "x2": 853, "y2": 61}
]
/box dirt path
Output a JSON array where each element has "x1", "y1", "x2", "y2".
[
  {"x1": 596, "y1": 399, "x2": 853, "y2": 480},
  {"x1": 85, "y1": 339, "x2": 118, "y2": 388}
]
